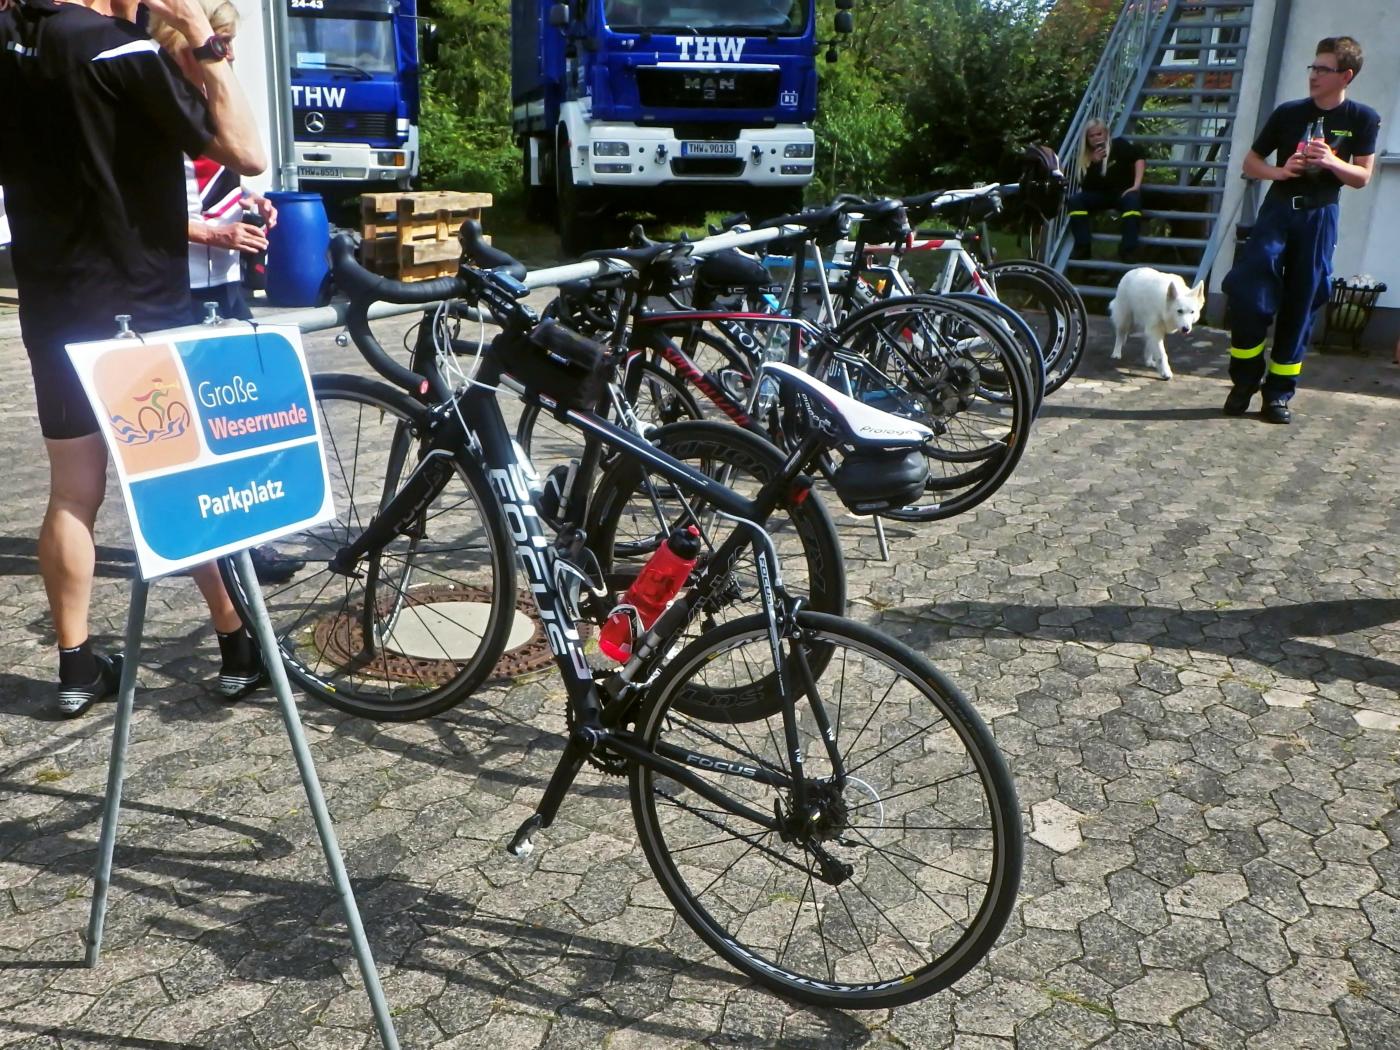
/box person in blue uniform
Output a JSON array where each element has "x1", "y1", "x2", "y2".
[{"x1": 1222, "y1": 36, "x2": 1379, "y2": 424}]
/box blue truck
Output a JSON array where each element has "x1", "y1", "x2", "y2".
[
  {"x1": 512, "y1": 0, "x2": 844, "y2": 250},
  {"x1": 288, "y1": 0, "x2": 423, "y2": 192}
]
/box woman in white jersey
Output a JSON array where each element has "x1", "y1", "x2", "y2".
[{"x1": 151, "y1": 0, "x2": 276, "y2": 322}]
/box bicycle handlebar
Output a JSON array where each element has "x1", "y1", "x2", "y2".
[{"x1": 330, "y1": 233, "x2": 465, "y2": 393}]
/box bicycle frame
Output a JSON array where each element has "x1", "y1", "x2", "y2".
[{"x1": 327, "y1": 326, "x2": 852, "y2": 865}]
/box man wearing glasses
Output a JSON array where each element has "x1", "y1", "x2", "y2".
[{"x1": 1222, "y1": 36, "x2": 1379, "y2": 424}]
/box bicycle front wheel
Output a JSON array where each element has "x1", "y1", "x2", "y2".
[
  {"x1": 629, "y1": 611, "x2": 1022, "y2": 1009},
  {"x1": 221, "y1": 373, "x2": 516, "y2": 721}
]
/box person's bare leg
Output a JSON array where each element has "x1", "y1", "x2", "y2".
[
  {"x1": 39, "y1": 434, "x2": 109, "y2": 649},
  {"x1": 190, "y1": 562, "x2": 243, "y2": 634}
]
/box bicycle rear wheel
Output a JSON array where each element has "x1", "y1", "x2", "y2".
[
  {"x1": 220, "y1": 373, "x2": 516, "y2": 721},
  {"x1": 985, "y1": 260, "x2": 1087, "y2": 395},
  {"x1": 823, "y1": 295, "x2": 1036, "y2": 522},
  {"x1": 629, "y1": 610, "x2": 1021, "y2": 1009},
  {"x1": 588, "y1": 420, "x2": 845, "y2": 631}
]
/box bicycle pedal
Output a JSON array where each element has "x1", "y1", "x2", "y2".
[{"x1": 506, "y1": 814, "x2": 543, "y2": 858}]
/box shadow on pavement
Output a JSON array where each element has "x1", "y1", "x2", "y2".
[{"x1": 897, "y1": 597, "x2": 1400, "y2": 690}]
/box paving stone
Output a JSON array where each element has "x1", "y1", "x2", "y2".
[
  {"x1": 1163, "y1": 873, "x2": 1248, "y2": 919},
  {"x1": 1111, "y1": 969, "x2": 1209, "y2": 1025},
  {"x1": 1266, "y1": 956, "x2": 1360, "y2": 1015}
]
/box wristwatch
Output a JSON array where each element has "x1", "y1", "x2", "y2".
[{"x1": 192, "y1": 34, "x2": 232, "y2": 63}]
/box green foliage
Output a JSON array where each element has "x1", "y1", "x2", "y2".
[
  {"x1": 816, "y1": 0, "x2": 1116, "y2": 193},
  {"x1": 418, "y1": 0, "x2": 516, "y2": 194},
  {"x1": 417, "y1": 0, "x2": 1116, "y2": 202}
]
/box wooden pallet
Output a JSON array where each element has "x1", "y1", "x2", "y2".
[{"x1": 359, "y1": 190, "x2": 493, "y2": 282}]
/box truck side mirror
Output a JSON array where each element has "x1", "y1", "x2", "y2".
[
  {"x1": 421, "y1": 22, "x2": 440, "y2": 65},
  {"x1": 548, "y1": 3, "x2": 569, "y2": 27},
  {"x1": 834, "y1": 11, "x2": 854, "y2": 34}
]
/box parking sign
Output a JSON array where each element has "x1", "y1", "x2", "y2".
[{"x1": 67, "y1": 323, "x2": 333, "y2": 579}]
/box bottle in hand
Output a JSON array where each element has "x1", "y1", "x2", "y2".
[{"x1": 598, "y1": 525, "x2": 702, "y2": 662}]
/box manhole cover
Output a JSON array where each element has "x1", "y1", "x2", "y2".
[{"x1": 313, "y1": 585, "x2": 557, "y2": 684}]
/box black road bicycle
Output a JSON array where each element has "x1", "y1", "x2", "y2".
[{"x1": 224, "y1": 229, "x2": 1022, "y2": 1008}]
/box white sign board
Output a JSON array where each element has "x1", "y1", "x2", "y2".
[{"x1": 67, "y1": 323, "x2": 332, "y2": 579}]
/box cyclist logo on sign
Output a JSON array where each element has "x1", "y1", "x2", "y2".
[{"x1": 92, "y1": 343, "x2": 200, "y2": 474}]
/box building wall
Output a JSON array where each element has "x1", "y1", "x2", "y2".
[{"x1": 1212, "y1": 0, "x2": 1400, "y2": 329}]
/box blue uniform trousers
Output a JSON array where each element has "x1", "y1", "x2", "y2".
[
  {"x1": 1222, "y1": 195, "x2": 1338, "y2": 403},
  {"x1": 1068, "y1": 189, "x2": 1142, "y2": 256}
]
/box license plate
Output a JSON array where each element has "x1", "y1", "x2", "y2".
[
  {"x1": 680, "y1": 141, "x2": 737, "y2": 157},
  {"x1": 299, "y1": 166, "x2": 344, "y2": 179}
]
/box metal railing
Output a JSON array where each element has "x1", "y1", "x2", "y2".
[{"x1": 1046, "y1": 0, "x2": 1176, "y2": 268}]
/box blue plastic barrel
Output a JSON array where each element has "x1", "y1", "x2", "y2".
[{"x1": 264, "y1": 191, "x2": 330, "y2": 307}]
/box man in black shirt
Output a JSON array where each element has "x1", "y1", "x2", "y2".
[
  {"x1": 0, "y1": 0, "x2": 267, "y2": 713},
  {"x1": 1068, "y1": 119, "x2": 1147, "y2": 261},
  {"x1": 1222, "y1": 36, "x2": 1379, "y2": 424}
]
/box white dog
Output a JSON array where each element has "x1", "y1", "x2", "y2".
[{"x1": 1108, "y1": 267, "x2": 1206, "y2": 381}]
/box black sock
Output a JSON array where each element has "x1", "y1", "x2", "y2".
[
  {"x1": 217, "y1": 627, "x2": 257, "y2": 671},
  {"x1": 59, "y1": 640, "x2": 99, "y2": 685}
]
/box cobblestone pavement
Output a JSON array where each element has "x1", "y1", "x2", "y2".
[{"x1": 2, "y1": 307, "x2": 1399, "y2": 1049}]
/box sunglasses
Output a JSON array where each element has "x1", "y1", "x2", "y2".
[{"x1": 1306, "y1": 63, "x2": 1343, "y2": 75}]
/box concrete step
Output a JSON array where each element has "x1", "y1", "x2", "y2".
[{"x1": 1091, "y1": 233, "x2": 1209, "y2": 249}]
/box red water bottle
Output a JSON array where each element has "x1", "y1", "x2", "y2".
[{"x1": 598, "y1": 525, "x2": 702, "y2": 662}]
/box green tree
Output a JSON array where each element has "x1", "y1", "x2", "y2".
[{"x1": 418, "y1": 0, "x2": 516, "y2": 194}]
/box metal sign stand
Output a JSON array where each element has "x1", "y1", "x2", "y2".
[{"x1": 83, "y1": 549, "x2": 401, "y2": 1050}]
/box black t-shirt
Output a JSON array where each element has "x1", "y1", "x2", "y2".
[
  {"x1": 1251, "y1": 97, "x2": 1381, "y2": 206},
  {"x1": 1081, "y1": 137, "x2": 1144, "y2": 195},
  {"x1": 0, "y1": 0, "x2": 214, "y2": 347}
]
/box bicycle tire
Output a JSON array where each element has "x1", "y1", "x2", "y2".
[
  {"x1": 943, "y1": 291, "x2": 1046, "y2": 417},
  {"x1": 220, "y1": 373, "x2": 517, "y2": 722},
  {"x1": 985, "y1": 260, "x2": 1087, "y2": 395},
  {"x1": 587, "y1": 419, "x2": 845, "y2": 633},
  {"x1": 821, "y1": 295, "x2": 1035, "y2": 522},
  {"x1": 629, "y1": 610, "x2": 1022, "y2": 1009}
]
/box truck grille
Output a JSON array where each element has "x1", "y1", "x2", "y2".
[
  {"x1": 296, "y1": 110, "x2": 394, "y2": 140},
  {"x1": 670, "y1": 157, "x2": 746, "y2": 178},
  {"x1": 636, "y1": 68, "x2": 779, "y2": 109}
]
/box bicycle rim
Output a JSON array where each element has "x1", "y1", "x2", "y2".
[
  {"x1": 223, "y1": 374, "x2": 516, "y2": 721},
  {"x1": 629, "y1": 611, "x2": 1021, "y2": 1009}
]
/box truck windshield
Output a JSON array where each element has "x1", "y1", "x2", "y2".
[
  {"x1": 603, "y1": 0, "x2": 806, "y2": 35},
  {"x1": 290, "y1": 16, "x2": 396, "y2": 76}
]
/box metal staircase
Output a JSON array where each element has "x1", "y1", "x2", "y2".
[{"x1": 1047, "y1": 0, "x2": 1257, "y2": 302}]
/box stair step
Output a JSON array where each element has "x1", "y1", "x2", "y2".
[
  {"x1": 1172, "y1": 0, "x2": 1254, "y2": 9},
  {"x1": 1162, "y1": 40, "x2": 1248, "y2": 51},
  {"x1": 1131, "y1": 208, "x2": 1225, "y2": 221},
  {"x1": 1149, "y1": 63, "x2": 1245, "y2": 75},
  {"x1": 1130, "y1": 109, "x2": 1237, "y2": 121},
  {"x1": 1092, "y1": 233, "x2": 1210, "y2": 248},
  {"x1": 1067, "y1": 258, "x2": 1199, "y2": 276},
  {"x1": 1148, "y1": 158, "x2": 1231, "y2": 168},
  {"x1": 1145, "y1": 184, "x2": 1225, "y2": 195},
  {"x1": 1166, "y1": 19, "x2": 1253, "y2": 32},
  {"x1": 1141, "y1": 86, "x2": 1242, "y2": 98},
  {"x1": 1069, "y1": 284, "x2": 1116, "y2": 300},
  {"x1": 1132, "y1": 134, "x2": 1234, "y2": 145}
]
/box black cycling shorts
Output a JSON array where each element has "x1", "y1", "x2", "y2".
[{"x1": 28, "y1": 339, "x2": 100, "y2": 440}]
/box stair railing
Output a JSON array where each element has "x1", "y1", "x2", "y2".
[{"x1": 1046, "y1": 0, "x2": 1177, "y2": 268}]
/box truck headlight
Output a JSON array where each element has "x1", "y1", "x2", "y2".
[
  {"x1": 781, "y1": 163, "x2": 814, "y2": 176},
  {"x1": 376, "y1": 151, "x2": 407, "y2": 167},
  {"x1": 783, "y1": 143, "x2": 815, "y2": 159},
  {"x1": 593, "y1": 141, "x2": 630, "y2": 157},
  {"x1": 593, "y1": 163, "x2": 632, "y2": 174}
]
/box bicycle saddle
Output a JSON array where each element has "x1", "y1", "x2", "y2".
[
  {"x1": 764, "y1": 362, "x2": 929, "y2": 450},
  {"x1": 766, "y1": 362, "x2": 932, "y2": 514}
]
